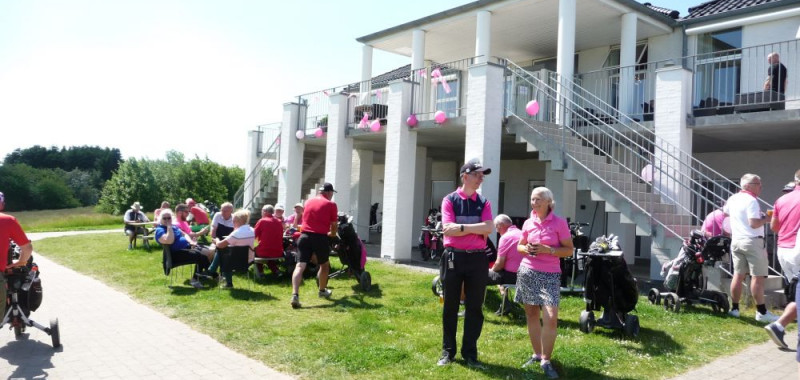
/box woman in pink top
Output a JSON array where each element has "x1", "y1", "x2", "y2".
[{"x1": 515, "y1": 187, "x2": 573, "y2": 378}]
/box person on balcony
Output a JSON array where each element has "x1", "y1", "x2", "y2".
[
  {"x1": 723, "y1": 173, "x2": 778, "y2": 323},
  {"x1": 487, "y1": 214, "x2": 522, "y2": 315},
  {"x1": 764, "y1": 52, "x2": 787, "y2": 94},
  {"x1": 516, "y1": 187, "x2": 574, "y2": 379},
  {"x1": 765, "y1": 170, "x2": 800, "y2": 349},
  {"x1": 437, "y1": 158, "x2": 494, "y2": 369}
]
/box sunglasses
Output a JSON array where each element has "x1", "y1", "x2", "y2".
[{"x1": 162, "y1": 217, "x2": 172, "y2": 220}]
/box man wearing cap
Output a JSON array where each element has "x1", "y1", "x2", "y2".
[
  {"x1": 123, "y1": 201, "x2": 150, "y2": 250},
  {"x1": 765, "y1": 170, "x2": 800, "y2": 348},
  {"x1": 185, "y1": 198, "x2": 211, "y2": 239},
  {"x1": 285, "y1": 203, "x2": 304, "y2": 231},
  {"x1": 274, "y1": 204, "x2": 286, "y2": 225},
  {"x1": 290, "y1": 182, "x2": 339, "y2": 308},
  {"x1": 437, "y1": 158, "x2": 494, "y2": 368},
  {"x1": 1, "y1": 192, "x2": 35, "y2": 317}
]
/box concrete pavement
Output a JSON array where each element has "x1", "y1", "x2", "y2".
[{"x1": 1, "y1": 230, "x2": 292, "y2": 379}]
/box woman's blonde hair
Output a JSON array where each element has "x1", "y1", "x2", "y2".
[{"x1": 233, "y1": 209, "x2": 250, "y2": 225}]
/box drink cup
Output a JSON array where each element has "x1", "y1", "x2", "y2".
[{"x1": 767, "y1": 209, "x2": 774, "y2": 217}]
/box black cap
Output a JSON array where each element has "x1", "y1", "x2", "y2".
[
  {"x1": 460, "y1": 158, "x2": 492, "y2": 175},
  {"x1": 319, "y1": 182, "x2": 337, "y2": 193},
  {"x1": 783, "y1": 181, "x2": 797, "y2": 193}
]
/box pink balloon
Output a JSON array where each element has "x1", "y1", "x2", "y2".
[
  {"x1": 406, "y1": 114, "x2": 418, "y2": 127},
  {"x1": 295, "y1": 130, "x2": 304, "y2": 139},
  {"x1": 525, "y1": 100, "x2": 540, "y2": 116},
  {"x1": 314, "y1": 128, "x2": 324, "y2": 138},
  {"x1": 434, "y1": 110, "x2": 447, "y2": 124},
  {"x1": 370, "y1": 120, "x2": 381, "y2": 132},
  {"x1": 641, "y1": 164, "x2": 653, "y2": 182}
]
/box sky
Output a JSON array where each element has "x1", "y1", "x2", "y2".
[{"x1": 0, "y1": 0, "x2": 698, "y2": 168}]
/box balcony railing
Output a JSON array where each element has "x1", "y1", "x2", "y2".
[
  {"x1": 687, "y1": 38, "x2": 798, "y2": 116},
  {"x1": 409, "y1": 57, "x2": 475, "y2": 122},
  {"x1": 296, "y1": 82, "x2": 358, "y2": 137},
  {"x1": 344, "y1": 76, "x2": 395, "y2": 133},
  {"x1": 575, "y1": 59, "x2": 674, "y2": 123}
]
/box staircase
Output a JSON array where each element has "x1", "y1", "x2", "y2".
[{"x1": 501, "y1": 60, "x2": 782, "y2": 298}]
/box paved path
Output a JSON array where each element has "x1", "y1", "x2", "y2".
[{"x1": 1, "y1": 230, "x2": 292, "y2": 379}]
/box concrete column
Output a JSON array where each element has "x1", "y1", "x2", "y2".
[
  {"x1": 381, "y1": 80, "x2": 416, "y2": 261},
  {"x1": 244, "y1": 130, "x2": 261, "y2": 209},
  {"x1": 325, "y1": 93, "x2": 354, "y2": 215},
  {"x1": 278, "y1": 103, "x2": 305, "y2": 210},
  {"x1": 543, "y1": 162, "x2": 575, "y2": 221},
  {"x1": 474, "y1": 10, "x2": 491, "y2": 64},
  {"x1": 619, "y1": 12, "x2": 638, "y2": 118},
  {"x1": 465, "y1": 63, "x2": 504, "y2": 239},
  {"x1": 352, "y1": 149, "x2": 374, "y2": 242},
  {"x1": 411, "y1": 30, "x2": 426, "y2": 71},
  {"x1": 360, "y1": 45, "x2": 373, "y2": 104},
  {"x1": 556, "y1": 0, "x2": 576, "y2": 126},
  {"x1": 412, "y1": 147, "x2": 428, "y2": 249}
]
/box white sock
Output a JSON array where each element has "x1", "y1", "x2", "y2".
[
  {"x1": 541, "y1": 359, "x2": 550, "y2": 365},
  {"x1": 775, "y1": 323, "x2": 786, "y2": 332}
]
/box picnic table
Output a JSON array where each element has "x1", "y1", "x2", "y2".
[{"x1": 126, "y1": 222, "x2": 156, "y2": 250}]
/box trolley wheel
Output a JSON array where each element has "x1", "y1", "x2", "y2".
[
  {"x1": 13, "y1": 325, "x2": 23, "y2": 339},
  {"x1": 49, "y1": 318, "x2": 61, "y2": 348},
  {"x1": 663, "y1": 293, "x2": 680, "y2": 313},
  {"x1": 624, "y1": 314, "x2": 640, "y2": 337},
  {"x1": 432, "y1": 276, "x2": 443, "y2": 298},
  {"x1": 647, "y1": 288, "x2": 661, "y2": 305},
  {"x1": 579, "y1": 310, "x2": 595, "y2": 334},
  {"x1": 360, "y1": 271, "x2": 372, "y2": 292},
  {"x1": 715, "y1": 292, "x2": 730, "y2": 314},
  {"x1": 420, "y1": 246, "x2": 430, "y2": 261}
]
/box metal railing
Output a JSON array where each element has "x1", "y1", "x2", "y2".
[
  {"x1": 344, "y1": 76, "x2": 395, "y2": 132},
  {"x1": 575, "y1": 59, "x2": 674, "y2": 123},
  {"x1": 687, "y1": 38, "x2": 798, "y2": 115},
  {"x1": 409, "y1": 57, "x2": 475, "y2": 121},
  {"x1": 296, "y1": 82, "x2": 359, "y2": 136},
  {"x1": 502, "y1": 59, "x2": 764, "y2": 238},
  {"x1": 233, "y1": 124, "x2": 282, "y2": 211}
]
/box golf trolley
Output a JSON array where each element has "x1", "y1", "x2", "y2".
[
  {"x1": 2, "y1": 243, "x2": 60, "y2": 348},
  {"x1": 561, "y1": 222, "x2": 591, "y2": 293},
  {"x1": 326, "y1": 212, "x2": 372, "y2": 291}
]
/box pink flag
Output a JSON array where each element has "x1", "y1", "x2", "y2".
[
  {"x1": 323, "y1": 90, "x2": 330, "y2": 96},
  {"x1": 375, "y1": 89, "x2": 382, "y2": 101},
  {"x1": 431, "y1": 68, "x2": 451, "y2": 94},
  {"x1": 360, "y1": 112, "x2": 369, "y2": 128}
]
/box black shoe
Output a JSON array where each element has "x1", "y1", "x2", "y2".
[
  {"x1": 222, "y1": 282, "x2": 233, "y2": 289},
  {"x1": 465, "y1": 357, "x2": 485, "y2": 369},
  {"x1": 199, "y1": 270, "x2": 219, "y2": 280},
  {"x1": 437, "y1": 353, "x2": 453, "y2": 366}
]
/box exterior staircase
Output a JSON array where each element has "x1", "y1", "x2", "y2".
[{"x1": 502, "y1": 60, "x2": 784, "y2": 305}]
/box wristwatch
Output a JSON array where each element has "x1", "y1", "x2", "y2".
[
  {"x1": 460, "y1": 225, "x2": 464, "y2": 232},
  {"x1": 548, "y1": 246, "x2": 555, "y2": 254}
]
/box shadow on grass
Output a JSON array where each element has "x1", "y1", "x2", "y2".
[
  {"x1": 349, "y1": 283, "x2": 384, "y2": 298},
  {"x1": 453, "y1": 359, "x2": 638, "y2": 380},
  {"x1": 302, "y1": 293, "x2": 386, "y2": 310}
]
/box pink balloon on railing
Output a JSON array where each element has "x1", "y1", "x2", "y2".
[
  {"x1": 370, "y1": 120, "x2": 381, "y2": 132},
  {"x1": 641, "y1": 164, "x2": 653, "y2": 182},
  {"x1": 406, "y1": 114, "x2": 418, "y2": 127},
  {"x1": 295, "y1": 130, "x2": 305, "y2": 139},
  {"x1": 525, "y1": 100, "x2": 540, "y2": 116},
  {"x1": 434, "y1": 110, "x2": 447, "y2": 124},
  {"x1": 314, "y1": 128, "x2": 324, "y2": 138}
]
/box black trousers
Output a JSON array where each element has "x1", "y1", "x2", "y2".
[
  {"x1": 487, "y1": 269, "x2": 517, "y2": 286},
  {"x1": 441, "y1": 249, "x2": 488, "y2": 360}
]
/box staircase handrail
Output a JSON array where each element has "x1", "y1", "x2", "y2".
[{"x1": 233, "y1": 132, "x2": 281, "y2": 211}]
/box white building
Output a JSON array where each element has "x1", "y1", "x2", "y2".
[{"x1": 242, "y1": 0, "x2": 800, "y2": 280}]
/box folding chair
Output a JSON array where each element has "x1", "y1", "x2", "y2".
[
  {"x1": 161, "y1": 245, "x2": 199, "y2": 287},
  {"x1": 218, "y1": 246, "x2": 254, "y2": 291}
]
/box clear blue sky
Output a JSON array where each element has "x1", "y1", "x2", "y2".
[{"x1": 0, "y1": 0, "x2": 699, "y2": 168}]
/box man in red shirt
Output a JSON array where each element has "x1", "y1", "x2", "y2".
[
  {"x1": 0, "y1": 192, "x2": 34, "y2": 317},
  {"x1": 254, "y1": 205, "x2": 285, "y2": 279},
  {"x1": 186, "y1": 198, "x2": 211, "y2": 225},
  {"x1": 290, "y1": 183, "x2": 338, "y2": 309}
]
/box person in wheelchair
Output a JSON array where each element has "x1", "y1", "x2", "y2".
[
  {"x1": 1, "y1": 191, "x2": 34, "y2": 317},
  {"x1": 487, "y1": 214, "x2": 522, "y2": 315}
]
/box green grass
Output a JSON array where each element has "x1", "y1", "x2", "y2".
[
  {"x1": 10, "y1": 206, "x2": 130, "y2": 232},
  {"x1": 35, "y1": 233, "x2": 775, "y2": 379}
]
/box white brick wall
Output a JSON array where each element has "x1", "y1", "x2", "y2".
[{"x1": 325, "y1": 93, "x2": 353, "y2": 214}]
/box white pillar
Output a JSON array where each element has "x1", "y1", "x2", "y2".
[
  {"x1": 411, "y1": 30, "x2": 426, "y2": 71},
  {"x1": 244, "y1": 130, "x2": 261, "y2": 209},
  {"x1": 619, "y1": 12, "x2": 638, "y2": 118},
  {"x1": 278, "y1": 103, "x2": 305, "y2": 210},
  {"x1": 360, "y1": 45, "x2": 373, "y2": 103},
  {"x1": 381, "y1": 80, "x2": 416, "y2": 261},
  {"x1": 465, "y1": 62, "x2": 504, "y2": 240},
  {"x1": 475, "y1": 10, "x2": 491, "y2": 64},
  {"x1": 556, "y1": 0, "x2": 576, "y2": 126},
  {"x1": 412, "y1": 146, "x2": 428, "y2": 249},
  {"x1": 352, "y1": 149, "x2": 374, "y2": 242},
  {"x1": 325, "y1": 93, "x2": 354, "y2": 215}
]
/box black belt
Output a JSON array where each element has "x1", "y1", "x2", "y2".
[{"x1": 447, "y1": 248, "x2": 485, "y2": 254}]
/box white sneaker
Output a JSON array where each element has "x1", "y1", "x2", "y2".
[
  {"x1": 755, "y1": 310, "x2": 779, "y2": 323},
  {"x1": 728, "y1": 309, "x2": 740, "y2": 317}
]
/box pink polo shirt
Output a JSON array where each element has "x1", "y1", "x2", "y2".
[
  {"x1": 441, "y1": 188, "x2": 493, "y2": 250},
  {"x1": 702, "y1": 209, "x2": 728, "y2": 237},
  {"x1": 497, "y1": 226, "x2": 523, "y2": 273},
  {"x1": 520, "y1": 211, "x2": 571, "y2": 273},
  {"x1": 774, "y1": 186, "x2": 800, "y2": 248}
]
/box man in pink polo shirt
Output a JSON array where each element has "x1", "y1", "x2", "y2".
[
  {"x1": 765, "y1": 171, "x2": 800, "y2": 349},
  {"x1": 437, "y1": 158, "x2": 494, "y2": 369},
  {"x1": 487, "y1": 214, "x2": 523, "y2": 315}
]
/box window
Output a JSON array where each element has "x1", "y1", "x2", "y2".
[
  {"x1": 434, "y1": 71, "x2": 460, "y2": 117},
  {"x1": 604, "y1": 43, "x2": 649, "y2": 112},
  {"x1": 694, "y1": 28, "x2": 742, "y2": 107}
]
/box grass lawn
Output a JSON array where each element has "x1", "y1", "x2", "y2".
[
  {"x1": 34, "y1": 233, "x2": 774, "y2": 379},
  {"x1": 10, "y1": 206, "x2": 123, "y2": 232}
]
